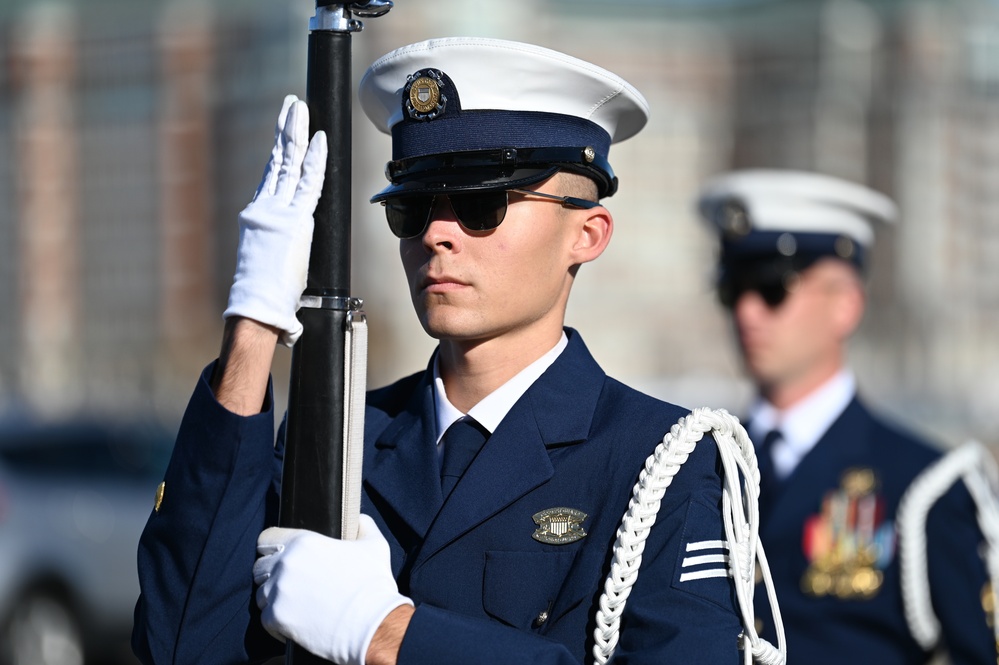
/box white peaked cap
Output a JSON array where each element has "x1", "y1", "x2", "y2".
[
  {"x1": 358, "y1": 37, "x2": 651, "y2": 200},
  {"x1": 359, "y1": 36, "x2": 650, "y2": 143},
  {"x1": 698, "y1": 169, "x2": 898, "y2": 250}
]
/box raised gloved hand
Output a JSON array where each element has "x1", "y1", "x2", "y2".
[
  {"x1": 253, "y1": 514, "x2": 413, "y2": 665},
  {"x1": 223, "y1": 94, "x2": 327, "y2": 346}
]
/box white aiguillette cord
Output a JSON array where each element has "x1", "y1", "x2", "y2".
[
  {"x1": 592, "y1": 408, "x2": 786, "y2": 665},
  {"x1": 897, "y1": 440, "x2": 999, "y2": 653},
  {"x1": 340, "y1": 309, "x2": 368, "y2": 542}
]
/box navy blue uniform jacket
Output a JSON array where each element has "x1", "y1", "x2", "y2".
[
  {"x1": 132, "y1": 330, "x2": 743, "y2": 664},
  {"x1": 754, "y1": 397, "x2": 994, "y2": 664}
]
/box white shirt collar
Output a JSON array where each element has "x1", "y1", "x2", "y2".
[
  {"x1": 748, "y1": 369, "x2": 856, "y2": 478},
  {"x1": 433, "y1": 332, "x2": 569, "y2": 444}
]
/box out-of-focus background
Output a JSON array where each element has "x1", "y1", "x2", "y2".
[{"x1": 0, "y1": 0, "x2": 997, "y2": 663}]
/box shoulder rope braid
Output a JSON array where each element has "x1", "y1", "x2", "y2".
[
  {"x1": 340, "y1": 310, "x2": 368, "y2": 541},
  {"x1": 592, "y1": 408, "x2": 786, "y2": 665},
  {"x1": 897, "y1": 440, "x2": 999, "y2": 652}
]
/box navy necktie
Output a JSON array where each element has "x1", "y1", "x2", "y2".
[
  {"x1": 757, "y1": 429, "x2": 783, "y2": 517},
  {"x1": 440, "y1": 418, "x2": 488, "y2": 499}
]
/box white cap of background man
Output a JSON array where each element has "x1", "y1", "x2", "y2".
[{"x1": 696, "y1": 169, "x2": 898, "y2": 307}]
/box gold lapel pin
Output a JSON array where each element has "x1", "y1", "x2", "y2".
[{"x1": 154, "y1": 481, "x2": 165, "y2": 513}]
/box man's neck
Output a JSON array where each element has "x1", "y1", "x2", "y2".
[
  {"x1": 760, "y1": 360, "x2": 844, "y2": 411},
  {"x1": 437, "y1": 325, "x2": 565, "y2": 413}
]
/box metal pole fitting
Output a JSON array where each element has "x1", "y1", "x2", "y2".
[{"x1": 310, "y1": 1, "x2": 392, "y2": 32}]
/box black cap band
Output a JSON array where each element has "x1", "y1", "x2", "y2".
[{"x1": 371, "y1": 146, "x2": 618, "y2": 202}]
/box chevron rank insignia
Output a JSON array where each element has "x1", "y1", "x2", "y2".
[
  {"x1": 532, "y1": 507, "x2": 587, "y2": 545},
  {"x1": 679, "y1": 540, "x2": 732, "y2": 582}
]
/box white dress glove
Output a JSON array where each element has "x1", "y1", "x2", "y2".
[
  {"x1": 223, "y1": 94, "x2": 328, "y2": 346},
  {"x1": 253, "y1": 514, "x2": 413, "y2": 665}
]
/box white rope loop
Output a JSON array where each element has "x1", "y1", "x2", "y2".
[
  {"x1": 592, "y1": 408, "x2": 786, "y2": 665},
  {"x1": 897, "y1": 440, "x2": 999, "y2": 652}
]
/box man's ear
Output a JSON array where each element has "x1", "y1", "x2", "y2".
[
  {"x1": 570, "y1": 206, "x2": 613, "y2": 265},
  {"x1": 833, "y1": 271, "x2": 866, "y2": 340}
]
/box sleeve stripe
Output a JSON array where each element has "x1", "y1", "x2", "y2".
[
  {"x1": 679, "y1": 568, "x2": 732, "y2": 582},
  {"x1": 685, "y1": 540, "x2": 728, "y2": 552},
  {"x1": 682, "y1": 554, "x2": 729, "y2": 567}
]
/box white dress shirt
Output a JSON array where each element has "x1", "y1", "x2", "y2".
[
  {"x1": 747, "y1": 369, "x2": 856, "y2": 480},
  {"x1": 433, "y1": 332, "x2": 569, "y2": 454}
]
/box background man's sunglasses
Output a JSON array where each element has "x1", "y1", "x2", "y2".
[
  {"x1": 381, "y1": 188, "x2": 600, "y2": 239},
  {"x1": 718, "y1": 272, "x2": 800, "y2": 309}
]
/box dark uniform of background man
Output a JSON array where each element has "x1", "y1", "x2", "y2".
[
  {"x1": 697, "y1": 168, "x2": 995, "y2": 664},
  {"x1": 131, "y1": 37, "x2": 748, "y2": 665}
]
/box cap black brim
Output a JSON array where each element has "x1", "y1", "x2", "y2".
[{"x1": 370, "y1": 166, "x2": 561, "y2": 202}]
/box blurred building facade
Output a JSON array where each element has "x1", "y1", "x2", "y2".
[{"x1": 0, "y1": 0, "x2": 997, "y2": 449}]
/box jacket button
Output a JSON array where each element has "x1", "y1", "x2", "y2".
[{"x1": 534, "y1": 610, "x2": 549, "y2": 626}]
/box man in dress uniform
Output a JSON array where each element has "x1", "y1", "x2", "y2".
[
  {"x1": 132, "y1": 38, "x2": 747, "y2": 665},
  {"x1": 697, "y1": 168, "x2": 995, "y2": 664}
]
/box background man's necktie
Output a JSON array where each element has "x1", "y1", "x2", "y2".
[{"x1": 757, "y1": 429, "x2": 783, "y2": 518}]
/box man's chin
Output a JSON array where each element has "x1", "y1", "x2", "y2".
[
  {"x1": 743, "y1": 358, "x2": 778, "y2": 386},
  {"x1": 418, "y1": 316, "x2": 482, "y2": 343}
]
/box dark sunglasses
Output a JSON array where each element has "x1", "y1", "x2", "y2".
[
  {"x1": 718, "y1": 271, "x2": 800, "y2": 309},
  {"x1": 380, "y1": 188, "x2": 600, "y2": 239}
]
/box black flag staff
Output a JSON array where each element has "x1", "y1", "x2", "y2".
[{"x1": 280, "y1": 2, "x2": 392, "y2": 664}]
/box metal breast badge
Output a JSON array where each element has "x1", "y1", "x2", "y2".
[{"x1": 532, "y1": 507, "x2": 588, "y2": 545}]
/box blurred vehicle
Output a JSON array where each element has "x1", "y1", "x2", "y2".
[{"x1": 0, "y1": 418, "x2": 174, "y2": 665}]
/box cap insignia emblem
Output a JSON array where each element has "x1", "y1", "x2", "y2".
[
  {"x1": 532, "y1": 507, "x2": 587, "y2": 545},
  {"x1": 404, "y1": 69, "x2": 447, "y2": 121},
  {"x1": 718, "y1": 200, "x2": 751, "y2": 237},
  {"x1": 800, "y1": 468, "x2": 893, "y2": 600}
]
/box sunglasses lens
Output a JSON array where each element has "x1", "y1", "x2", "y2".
[
  {"x1": 718, "y1": 275, "x2": 789, "y2": 309},
  {"x1": 717, "y1": 280, "x2": 737, "y2": 309},
  {"x1": 758, "y1": 282, "x2": 789, "y2": 308},
  {"x1": 447, "y1": 191, "x2": 508, "y2": 231},
  {"x1": 385, "y1": 197, "x2": 434, "y2": 239},
  {"x1": 384, "y1": 191, "x2": 511, "y2": 237}
]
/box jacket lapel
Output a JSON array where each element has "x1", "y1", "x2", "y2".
[
  {"x1": 363, "y1": 372, "x2": 443, "y2": 541},
  {"x1": 412, "y1": 330, "x2": 605, "y2": 567},
  {"x1": 762, "y1": 397, "x2": 872, "y2": 540}
]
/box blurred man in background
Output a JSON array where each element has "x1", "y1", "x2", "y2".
[{"x1": 698, "y1": 169, "x2": 994, "y2": 664}]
